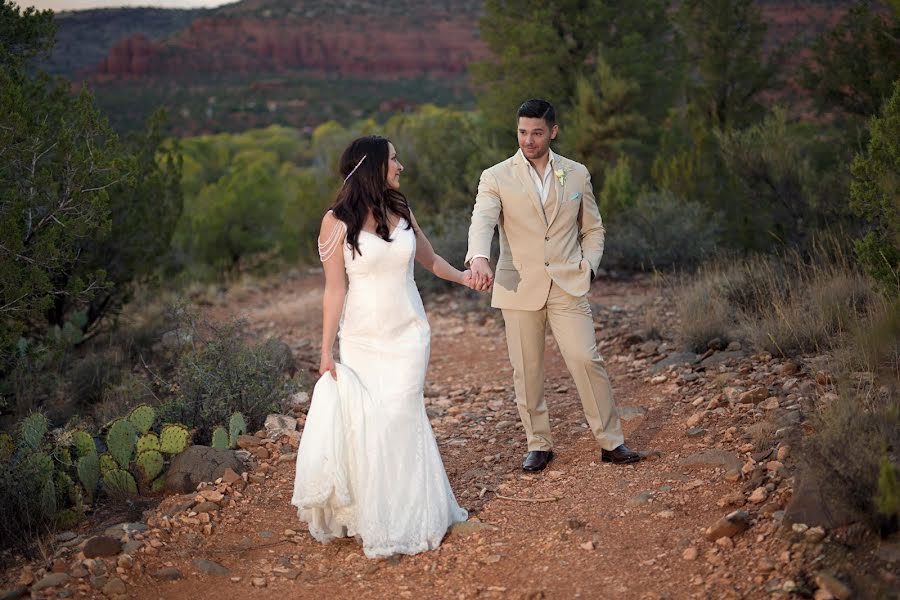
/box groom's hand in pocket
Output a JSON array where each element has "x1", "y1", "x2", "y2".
[{"x1": 470, "y1": 257, "x2": 494, "y2": 291}]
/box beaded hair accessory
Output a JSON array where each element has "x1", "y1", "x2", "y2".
[{"x1": 343, "y1": 155, "x2": 367, "y2": 184}]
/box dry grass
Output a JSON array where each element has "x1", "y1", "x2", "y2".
[
  {"x1": 676, "y1": 239, "x2": 878, "y2": 357},
  {"x1": 746, "y1": 420, "x2": 777, "y2": 451}
]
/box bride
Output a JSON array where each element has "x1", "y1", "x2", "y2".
[{"x1": 291, "y1": 135, "x2": 474, "y2": 558}]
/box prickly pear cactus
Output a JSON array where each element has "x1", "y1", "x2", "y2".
[
  {"x1": 0, "y1": 432, "x2": 15, "y2": 462},
  {"x1": 40, "y1": 477, "x2": 57, "y2": 518},
  {"x1": 134, "y1": 450, "x2": 164, "y2": 484},
  {"x1": 103, "y1": 469, "x2": 137, "y2": 497},
  {"x1": 18, "y1": 413, "x2": 48, "y2": 451},
  {"x1": 58, "y1": 447, "x2": 73, "y2": 468},
  {"x1": 54, "y1": 471, "x2": 75, "y2": 505},
  {"x1": 150, "y1": 475, "x2": 167, "y2": 493},
  {"x1": 229, "y1": 412, "x2": 247, "y2": 448},
  {"x1": 136, "y1": 433, "x2": 160, "y2": 454},
  {"x1": 159, "y1": 424, "x2": 189, "y2": 455},
  {"x1": 99, "y1": 452, "x2": 117, "y2": 475},
  {"x1": 211, "y1": 427, "x2": 229, "y2": 450},
  {"x1": 23, "y1": 450, "x2": 54, "y2": 479},
  {"x1": 128, "y1": 404, "x2": 156, "y2": 434},
  {"x1": 72, "y1": 430, "x2": 96, "y2": 458},
  {"x1": 77, "y1": 451, "x2": 100, "y2": 500},
  {"x1": 106, "y1": 418, "x2": 137, "y2": 468}
]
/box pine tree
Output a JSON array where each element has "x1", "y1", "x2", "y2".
[
  {"x1": 471, "y1": 0, "x2": 679, "y2": 150},
  {"x1": 803, "y1": 1, "x2": 900, "y2": 119},
  {"x1": 673, "y1": 0, "x2": 780, "y2": 131}
]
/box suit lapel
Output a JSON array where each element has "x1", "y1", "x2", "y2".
[
  {"x1": 546, "y1": 155, "x2": 566, "y2": 229},
  {"x1": 512, "y1": 150, "x2": 548, "y2": 225}
]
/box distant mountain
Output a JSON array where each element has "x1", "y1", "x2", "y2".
[
  {"x1": 41, "y1": 7, "x2": 206, "y2": 79},
  {"x1": 42, "y1": 0, "x2": 858, "y2": 135},
  {"x1": 86, "y1": 0, "x2": 485, "y2": 80}
]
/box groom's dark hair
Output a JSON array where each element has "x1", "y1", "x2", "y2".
[{"x1": 517, "y1": 99, "x2": 556, "y2": 127}]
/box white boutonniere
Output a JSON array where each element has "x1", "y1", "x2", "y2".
[{"x1": 554, "y1": 167, "x2": 569, "y2": 187}]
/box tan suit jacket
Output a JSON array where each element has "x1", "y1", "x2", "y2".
[{"x1": 466, "y1": 149, "x2": 605, "y2": 310}]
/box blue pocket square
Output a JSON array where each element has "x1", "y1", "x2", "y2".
[{"x1": 569, "y1": 192, "x2": 582, "y2": 202}]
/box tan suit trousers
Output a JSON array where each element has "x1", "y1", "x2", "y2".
[{"x1": 502, "y1": 282, "x2": 624, "y2": 452}]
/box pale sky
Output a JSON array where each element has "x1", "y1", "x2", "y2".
[{"x1": 25, "y1": 0, "x2": 232, "y2": 10}]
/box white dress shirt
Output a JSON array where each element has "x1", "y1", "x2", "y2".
[{"x1": 525, "y1": 148, "x2": 557, "y2": 206}]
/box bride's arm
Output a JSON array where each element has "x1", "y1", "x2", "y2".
[
  {"x1": 318, "y1": 212, "x2": 347, "y2": 379},
  {"x1": 409, "y1": 211, "x2": 470, "y2": 286}
]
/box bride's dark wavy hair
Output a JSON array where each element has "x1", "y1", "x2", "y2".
[{"x1": 330, "y1": 135, "x2": 414, "y2": 257}]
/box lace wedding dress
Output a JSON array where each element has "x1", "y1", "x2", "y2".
[{"x1": 291, "y1": 218, "x2": 468, "y2": 558}]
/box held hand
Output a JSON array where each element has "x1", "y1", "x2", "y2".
[
  {"x1": 470, "y1": 257, "x2": 494, "y2": 292},
  {"x1": 319, "y1": 352, "x2": 337, "y2": 380},
  {"x1": 462, "y1": 269, "x2": 475, "y2": 289}
]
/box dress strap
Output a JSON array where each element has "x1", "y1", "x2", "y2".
[{"x1": 317, "y1": 216, "x2": 347, "y2": 263}]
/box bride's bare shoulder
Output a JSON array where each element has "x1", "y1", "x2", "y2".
[{"x1": 320, "y1": 210, "x2": 346, "y2": 233}]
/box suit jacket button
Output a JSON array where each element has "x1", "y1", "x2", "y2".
[
  {"x1": 544, "y1": 236, "x2": 550, "y2": 241},
  {"x1": 544, "y1": 261, "x2": 549, "y2": 266}
]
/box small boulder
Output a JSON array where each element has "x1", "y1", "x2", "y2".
[
  {"x1": 192, "y1": 559, "x2": 230, "y2": 576},
  {"x1": 151, "y1": 568, "x2": 183, "y2": 581},
  {"x1": 264, "y1": 414, "x2": 298, "y2": 439},
  {"x1": 814, "y1": 572, "x2": 852, "y2": 600},
  {"x1": 705, "y1": 510, "x2": 750, "y2": 541},
  {"x1": 448, "y1": 520, "x2": 496, "y2": 539},
  {"x1": 31, "y1": 573, "x2": 69, "y2": 592},
  {"x1": 83, "y1": 536, "x2": 122, "y2": 558},
  {"x1": 165, "y1": 446, "x2": 246, "y2": 494},
  {"x1": 739, "y1": 387, "x2": 769, "y2": 404},
  {"x1": 102, "y1": 578, "x2": 126, "y2": 596}
]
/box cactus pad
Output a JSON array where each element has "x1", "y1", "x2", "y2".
[
  {"x1": 99, "y1": 452, "x2": 117, "y2": 474},
  {"x1": 40, "y1": 477, "x2": 57, "y2": 517},
  {"x1": 160, "y1": 424, "x2": 189, "y2": 455},
  {"x1": 103, "y1": 469, "x2": 137, "y2": 497},
  {"x1": 77, "y1": 451, "x2": 100, "y2": 499},
  {"x1": 23, "y1": 451, "x2": 54, "y2": 478},
  {"x1": 106, "y1": 418, "x2": 137, "y2": 468},
  {"x1": 135, "y1": 450, "x2": 164, "y2": 483},
  {"x1": 228, "y1": 412, "x2": 247, "y2": 448},
  {"x1": 72, "y1": 430, "x2": 96, "y2": 458},
  {"x1": 137, "y1": 433, "x2": 160, "y2": 454},
  {"x1": 58, "y1": 447, "x2": 73, "y2": 468},
  {"x1": 128, "y1": 404, "x2": 156, "y2": 434},
  {"x1": 150, "y1": 475, "x2": 167, "y2": 493},
  {"x1": 19, "y1": 413, "x2": 48, "y2": 451},
  {"x1": 211, "y1": 426, "x2": 229, "y2": 450}
]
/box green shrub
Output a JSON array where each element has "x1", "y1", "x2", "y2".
[
  {"x1": 850, "y1": 78, "x2": 900, "y2": 293},
  {"x1": 604, "y1": 191, "x2": 721, "y2": 271},
  {"x1": 0, "y1": 444, "x2": 57, "y2": 562},
  {"x1": 160, "y1": 318, "x2": 295, "y2": 444}
]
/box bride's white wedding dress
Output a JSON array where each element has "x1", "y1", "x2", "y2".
[{"x1": 291, "y1": 217, "x2": 467, "y2": 558}]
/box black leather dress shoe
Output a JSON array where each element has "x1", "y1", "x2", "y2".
[
  {"x1": 522, "y1": 450, "x2": 554, "y2": 472},
  {"x1": 601, "y1": 444, "x2": 641, "y2": 464}
]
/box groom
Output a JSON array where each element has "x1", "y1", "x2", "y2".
[{"x1": 466, "y1": 99, "x2": 640, "y2": 472}]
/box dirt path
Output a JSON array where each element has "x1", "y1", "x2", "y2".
[
  {"x1": 114, "y1": 272, "x2": 796, "y2": 600},
  {"x1": 9, "y1": 271, "x2": 854, "y2": 599}
]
